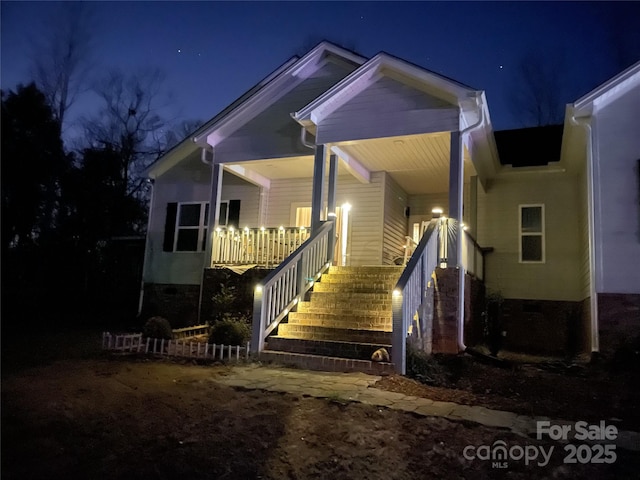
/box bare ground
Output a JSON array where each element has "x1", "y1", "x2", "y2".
[{"x1": 1, "y1": 356, "x2": 638, "y2": 479}]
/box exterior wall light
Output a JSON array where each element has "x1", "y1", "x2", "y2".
[
  {"x1": 255, "y1": 285, "x2": 262, "y2": 293},
  {"x1": 432, "y1": 207, "x2": 443, "y2": 219},
  {"x1": 393, "y1": 289, "x2": 401, "y2": 297}
]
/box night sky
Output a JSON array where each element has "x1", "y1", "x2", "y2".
[{"x1": 2, "y1": 1, "x2": 639, "y2": 134}]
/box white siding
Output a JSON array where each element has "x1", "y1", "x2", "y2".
[
  {"x1": 593, "y1": 86, "x2": 640, "y2": 294},
  {"x1": 316, "y1": 75, "x2": 459, "y2": 144},
  {"x1": 382, "y1": 173, "x2": 409, "y2": 264},
  {"x1": 215, "y1": 60, "x2": 355, "y2": 163},
  {"x1": 264, "y1": 173, "x2": 386, "y2": 265},
  {"x1": 476, "y1": 172, "x2": 583, "y2": 301}
]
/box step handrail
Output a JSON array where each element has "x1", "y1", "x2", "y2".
[
  {"x1": 251, "y1": 220, "x2": 336, "y2": 352},
  {"x1": 392, "y1": 218, "x2": 440, "y2": 374}
]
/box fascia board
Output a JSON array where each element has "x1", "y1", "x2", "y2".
[
  {"x1": 294, "y1": 53, "x2": 478, "y2": 128},
  {"x1": 573, "y1": 61, "x2": 640, "y2": 115}
]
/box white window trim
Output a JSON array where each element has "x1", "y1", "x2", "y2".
[
  {"x1": 518, "y1": 204, "x2": 545, "y2": 264},
  {"x1": 174, "y1": 201, "x2": 209, "y2": 253}
]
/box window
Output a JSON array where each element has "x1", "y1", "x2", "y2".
[
  {"x1": 175, "y1": 202, "x2": 209, "y2": 252},
  {"x1": 162, "y1": 200, "x2": 241, "y2": 252},
  {"x1": 519, "y1": 205, "x2": 544, "y2": 263}
]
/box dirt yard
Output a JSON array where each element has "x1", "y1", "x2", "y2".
[{"x1": 2, "y1": 352, "x2": 639, "y2": 479}]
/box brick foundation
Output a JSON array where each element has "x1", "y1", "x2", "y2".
[
  {"x1": 432, "y1": 268, "x2": 484, "y2": 354},
  {"x1": 500, "y1": 299, "x2": 583, "y2": 355},
  {"x1": 141, "y1": 284, "x2": 201, "y2": 328},
  {"x1": 597, "y1": 293, "x2": 640, "y2": 355}
]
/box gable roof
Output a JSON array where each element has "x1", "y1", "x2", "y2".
[
  {"x1": 293, "y1": 51, "x2": 479, "y2": 129},
  {"x1": 146, "y1": 41, "x2": 366, "y2": 178}
]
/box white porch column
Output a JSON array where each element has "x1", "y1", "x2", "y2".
[
  {"x1": 203, "y1": 162, "x2": 223, "y2": 268},
  {"x1": 311, "y1": 144, "x2": 327, "y2": 233},
  {"x1": 448, "y1": 130, "x2": 466, "y2": 352},
  {"x1": 448, "y1": 131, "x2": 464, "y2": 265},
  {"x1": 470, "y1": 175, "x2": 478, "y2": 234},
  {"x1": 327, "y1": 154, "x2": 338, "y2": 215}
]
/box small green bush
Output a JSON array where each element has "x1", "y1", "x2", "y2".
[
  {"x1": 209, "y1": 318, "x2": 251, "y2": 345},
  {"x1": 143, "y1": 316, "x2": 173, "y2": 340}
]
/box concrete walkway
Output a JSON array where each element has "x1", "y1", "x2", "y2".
[{"x1": 214, "y1": 363, "x2": 640, "y2": 452}]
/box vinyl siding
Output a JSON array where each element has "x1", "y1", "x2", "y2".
[
  {"x1": 215, "y1": 60, "x2": 356, "y2": 163},
  {"x1": 144, "y1": 161, "x2": 261, "y2": 285},
  {"x1": 316, "y1": 75, "x2": 459, "y2": 144},
  {"x1": 577, "y1": 161, "x2": 591, "y2": 300},
  {"x1": 592, "y1": 86, "x2": 640, "y2": 294},
  {"x1": 264, "y1": 173, "x2": 385, "y2": 265},
  {"x1": 476, "y1": 172, "x2": 582, "y2": 301},
  {"x1": 382, "y1": 173, "x2": 409, "y2": 264}
]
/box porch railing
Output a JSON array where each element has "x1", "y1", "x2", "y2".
[
  {"x1": 462, "y1": 230, "x2": 484, "y2": 281},
  {"x1": 211, "y1": 226, "x2": 311, "y2": 267},
  {"x1": 251, "y1": 220, "x2": 335, "y2": 352},
  {"x1": 437, "y1": 219, "x2": 484, "y2": 280},
  {"x1": 392, "y1": 219, "x2": 440, "y2": 375}
]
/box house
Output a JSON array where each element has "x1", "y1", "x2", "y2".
[{"x1": 140, "y1": 42, "x2": 640, "y2": 373}]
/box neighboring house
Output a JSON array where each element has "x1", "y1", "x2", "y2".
[{"x1": 140, "y1": 42, "x2": 639, "y2": 372}]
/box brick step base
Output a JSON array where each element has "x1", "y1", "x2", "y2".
[
  {"x1": 277, "y1": 324, "x2": 392, "y2": 344},
  {"x1": 307, "y1": 291, "x2": 393, "y2": 305},
  {"x1": 258, "y1": 350, "x2": 395, "y2": 374},
  {"x1": 287, "y1": 312, "x2": 391, "y2": 330},
  {"x1": 312, "y1": 282, "x2": 392, "y2": 293},
  {"x1": 267, "y1": 337, "x2": 392, "y2": 361}
]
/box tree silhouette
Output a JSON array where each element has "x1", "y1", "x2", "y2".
[
  {"x1": 1, "y1": 83, "x2": 69, "y2": 252},
  {"x1": 30, "y1": 3, "x2": 95, "y2": 130}
]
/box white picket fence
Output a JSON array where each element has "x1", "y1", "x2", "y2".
[{"x1": 102, "y1": 332, "x2": 250, "y2": 361}]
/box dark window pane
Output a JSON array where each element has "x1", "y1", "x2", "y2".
[
  {"x1": 521, "y1": 207, "x2": 542, "y2": 233},
  {"x1": 179, "y1": 204, "x2": 201, "y2": 226},
  {"x1": 218, "y1": 202, "x2": 228, "y2": 226},
  {"x1": 176, "y1": 229, "x2": 199, "y2": 251},
  {"x1": 522, "y1": 235, "x2": 542, "y2": 261},
  {"x1": 204, "y1": 203, "x2": 209, "y2": 223}
]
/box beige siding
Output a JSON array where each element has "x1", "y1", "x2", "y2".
[
  {"x1": 317, "y1": 75, "x2": 458, "y2": 144},
  {"x1": 476, "y1": 172, "x2": 582, "y2": 301},
  {"x1": 264, "y1": 173, "x2": 385, "y2": 265},
  {"x1": 215, "y1": 60, "x2": 355, "y2": 163},
  {"x1": 577, "y1": 163, "x2": 591, "y2": 300},
  {"x1": 382, "y1": 173, "x2": 409, "y2": 264}
]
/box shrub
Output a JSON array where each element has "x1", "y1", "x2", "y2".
[
  {"x1": 209, "y1": 318, "x2": 251, "y2": 346},
  {"x1": 143, "y1": 316, "x2": 173, "y2": 340}
]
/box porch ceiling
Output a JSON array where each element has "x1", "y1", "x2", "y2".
[{"x1": 226, "y1": 132, "x2": 475, "y2": 194}]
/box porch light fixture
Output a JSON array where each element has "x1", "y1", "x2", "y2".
[
  {"x1": 279, "y1": 225, "x2": 284, "y2": 231},
  {"x1": 431, "y1": 207, "x2": 443, "y2": 219},
  {"x1": 244, "y1": 227, "x2": 249, "y2": 232},
  {"x1": 341, "y1": 202, "x2": 352, "y2": 212},
  {"x1": 255, "y1": 285, "x2": 263, "y2": 293},
  {"x1": 228, "y1": 226, "x2": 234, "y2": 233},
  {"x1": 215, "y1": 227, "x2": 221, "y2": 232},
  {"x1": 393, "y1": 289, "x2": 401, "y2": 297},
  {"x1": 260, "y1": 226, "x2": 265, "y2": 232}
]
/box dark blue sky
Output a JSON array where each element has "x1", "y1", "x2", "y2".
[{"x1": 2, "y1": 1, "x2": 639, "y2": 133}]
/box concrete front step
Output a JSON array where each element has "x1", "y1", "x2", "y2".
[
  {"x1": 287, "y1": 312, "x2": 391, "y2": 330},
  {"x1": 276, "y1": 323, "x2": 392, "y2": 344},
  {"x1": 267, "y1": 337, "x2": 392, "y2": 361},
  {"x1": 259, "y1": 350, "x2": 395, "y2": 374},
  {"x1": 296, "y1": 303, "x2": 391, "y2": 315}
]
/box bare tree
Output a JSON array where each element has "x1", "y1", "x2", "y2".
[
  {"x1": 30, "y1": 3, "x2": 95, "y2": 129},
  {"x1": 84, "y1": 68, "x2": 169, "y2": 196},
  {"x1": 509, "y1": 50, "x2": 566, "y2": 127}
]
